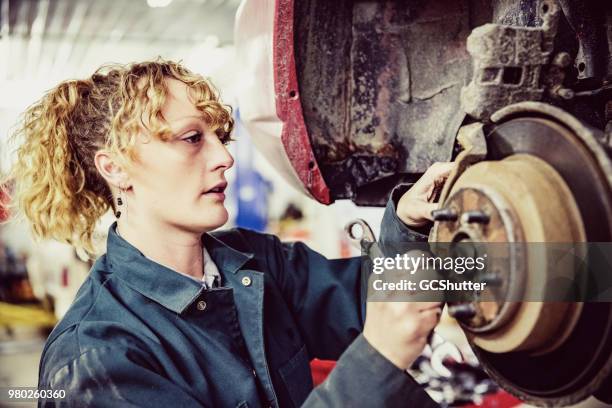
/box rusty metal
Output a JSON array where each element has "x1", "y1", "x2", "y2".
[
  {"x1": 433, "y1": 183, "x2": 526, "y2": 337},
  {"x1": 490, "y1": 102, "x2": 612, "y2": 197},
  {"x1": 274, "y1": 0, "x2": 331, "y2": 204},
  {"x1": 546, "y1": 51, "x2": 575, "y2": 100},
  {"x1": 430, "y1": 122, "x2": 489, "y2": 226},
  {"x1": 446, "y1": 155, "x2": 586, "y2": 354},
  {"x1": 557, "y1": 0, "x2": 609, "y2": 82},
  {"x1": 431, "y1": 104, "x2": 612, "y2": 405},
  {"x1": 293, "y1": 0, "x2": 480, "y2": 205},
  {"x1": 461, "y1": 0, "x2": 561, "y2": 121},
  {"x1": 270, "y1": 0, "x2": 612, "y2": 403},
  {"x1": 255, "y1": 0, "x2": 612, "y2": 205},
  {"x1": 474, "y1": 115, "x2": 612, "y2": 406},
  {"x1": 268, "y1": 0, "x2": 612, "y2": 205},
  {"x1": 434, "y1": 195, "x2": 521, "y2": 336},
  {"x1": 489, "y1": 105, "x2": 612, "y2": 242}
]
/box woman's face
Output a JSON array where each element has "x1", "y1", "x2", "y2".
[{"x1": 126, "y1": 78, "x2": 234, "y2": 233}]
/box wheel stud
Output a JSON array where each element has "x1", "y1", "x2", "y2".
[
  {"x1": 432, "y1": 208, "x2": 458, "y2": 221},
  {"x1": 448, "y1": 303, "x2": 477, "y2": 320},
  {"x1": 462, "y1": 210, "x2": 490, "y2": 224}
]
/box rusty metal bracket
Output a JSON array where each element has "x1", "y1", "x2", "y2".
[{"x1": 461, "y1": 0, "x2": 561, "y2": 122}]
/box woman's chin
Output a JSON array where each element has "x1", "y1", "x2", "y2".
[{"x1": 201, "y1": 207, "x2": 229, "y2": 231}]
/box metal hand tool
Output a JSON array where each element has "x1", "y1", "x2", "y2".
[{"x1": 345, "y1": 218, "x2": 464, "y2": 375}]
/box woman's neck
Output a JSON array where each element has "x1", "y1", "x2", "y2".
[{"x1": 116, "y1": 216, "x2": 204, "y2": 280}]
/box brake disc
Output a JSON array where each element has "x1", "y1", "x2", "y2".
[{"x1": 431, "y1": 103, "x2": 612, "y2": 406}]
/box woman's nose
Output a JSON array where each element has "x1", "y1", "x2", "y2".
[{"x1": 206, "y1": 135, "x2": 234, "y2": 171}]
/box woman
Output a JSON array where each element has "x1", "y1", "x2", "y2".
[{"x1": 5, "y1": 60, "x2": 451, "y2": 407}]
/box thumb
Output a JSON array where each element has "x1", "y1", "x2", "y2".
[{"x1": 420, "y1": 202, "x2": 440, "y2": 222}]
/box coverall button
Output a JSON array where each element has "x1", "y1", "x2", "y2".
[
  {"x1": 241, "y1": 276, "x2": 252, "y2": 286},
  {"x1": 196, "y1": 300, "x2": 207, "y2": 311}
]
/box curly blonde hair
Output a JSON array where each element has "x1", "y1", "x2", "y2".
[{"x1": 2, "y1": 59, "x2": 234, "y2": 257}]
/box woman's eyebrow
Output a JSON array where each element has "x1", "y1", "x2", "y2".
[
  {"x1": 167, "y1": 114, "x2": 204, "y2": 125},
  {"x1": 167, "y1": 115, "x2": 205, "y2": 132}
]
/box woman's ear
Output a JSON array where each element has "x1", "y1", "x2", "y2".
[{"x1": 94, "y1": 150, "x2": 130, "y2": 189}]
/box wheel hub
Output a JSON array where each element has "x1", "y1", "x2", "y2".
[{"x1": 431, "y1": 109, "x2": 612, "y2": 405}]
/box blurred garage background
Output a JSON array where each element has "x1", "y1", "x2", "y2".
[{"x1": 0, "y1": 1, "x2": 609, "y2": 407}]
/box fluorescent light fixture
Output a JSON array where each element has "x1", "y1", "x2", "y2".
[{"x1": 147, "y1": 0, "x2": 173, "y2": 8}]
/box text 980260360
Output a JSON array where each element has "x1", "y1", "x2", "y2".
[{"x1": 3, "y1": 387, "x2": 66, "y2": 402}]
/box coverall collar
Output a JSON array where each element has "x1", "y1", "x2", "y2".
[{"x1": 105, "y1": 222, "x2": 254, "y2": 314}]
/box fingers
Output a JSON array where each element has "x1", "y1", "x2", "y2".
[
  {"x1": 419, "y1": 308, "x2": 442, "y2": 331},
  {"x1": 416, "y1": 302, "x2": 442, "y2": 312},
  {"x1": 363, "y1": 299, "x2": 443, "y2": 369},
  {"x1": 423, "y1": 162, "x2": 455, "y2": 181},
  {"x1": 412, "y1": 162, "x2": 455, "y2": 196},
  {"x1": 419, "y1": 202, "x2": 439, "y2": 221}
]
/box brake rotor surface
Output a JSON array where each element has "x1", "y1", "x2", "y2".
[
  {"x1": 439, "y1": 116, "x2": 612, "y2": 405},
  {"x1": 437, "y1": 154, "x2": 585, "y2": 355}
]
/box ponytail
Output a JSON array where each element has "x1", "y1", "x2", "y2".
[{"x1": 4, "y1": 79, "x2": 111, "y2": 257}]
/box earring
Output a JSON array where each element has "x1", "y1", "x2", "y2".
[{"x1": 115, "y1": 190, "x2": 123, "y2": 218}]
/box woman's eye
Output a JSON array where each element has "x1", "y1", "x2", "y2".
[
  {"x1": 182, "y1": 131, "x2": 203, "y2": 144},
  {"x1": 217, "y1": 131, "x2": 234, "y2": 145}
]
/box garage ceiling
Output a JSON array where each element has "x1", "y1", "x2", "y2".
[{"x1": 0, "y1": 0, "x2": 240, "y2": 82}]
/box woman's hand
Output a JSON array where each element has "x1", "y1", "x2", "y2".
[
  {"x1": 363, "y1": 300, "x2": 442, "y2": 370},
  {"x1": 396, "y1": 162, "x2": 455, "y2": 227},
  {"x1": 361, "y1": 162, "x2": 453, "y2": 369}
]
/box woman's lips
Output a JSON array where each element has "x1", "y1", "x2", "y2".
[
  {"x1": 202, "y1": 191, "x2": 226, "y2": 201},
  {"x1": 202, "y1": 181, "x2": 227, "y2": 201}
]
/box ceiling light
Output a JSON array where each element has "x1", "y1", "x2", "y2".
[{"x1": 147, "y1": 0, "x2": 173, "y2": 8}]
